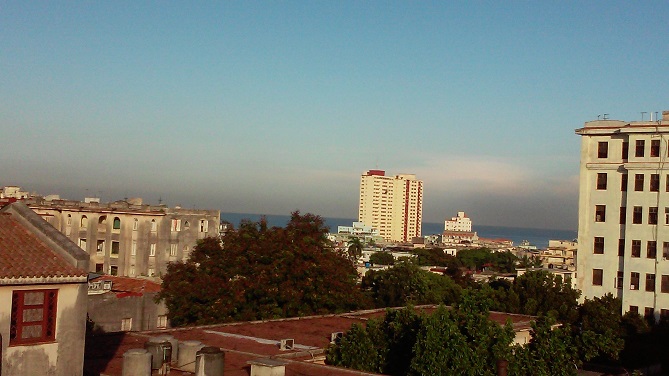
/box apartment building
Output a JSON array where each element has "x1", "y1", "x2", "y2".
[
  {"x1": 576, "y1": 111, "x2": 669, "y2": 320},
  {"x1": 22, "y1": 196, "x2": 220, "y2": 279},
  {"x1": 358, "y1": 170, "x2": 423, "y2": 242},
  {"x1": 444, "y1": 211, "x2": 472, "y2": 232}
]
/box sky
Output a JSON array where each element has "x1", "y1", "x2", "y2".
[{"x1": 2, "y1": 1, "x2": 669, "y2": 230}]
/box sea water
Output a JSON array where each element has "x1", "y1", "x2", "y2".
[{"x1": 220, "y1": 212, "x2": 577, "y2": 250}]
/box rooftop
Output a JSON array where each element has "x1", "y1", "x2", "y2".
[
  {"x1": 0, "y1": 206, "x2": 88, "y2": 282},
  {"x1": 85, "y1": 306, "x2": 535, "y2": 376}
]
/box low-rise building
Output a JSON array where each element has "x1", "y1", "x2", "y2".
[
  {"x1": 0, "y1": 202, "x2": 89, "y2": 376},
  {"x1": 87, "y1": 275, "x2": 167, "y2": 333},
  {"x1": 21, "y1": 196, "x2": 220, "y2": 279}
]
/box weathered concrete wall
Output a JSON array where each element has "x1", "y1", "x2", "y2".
[
  {"x1": 0, "y1": 283, "x2": 87, "y2": 376},
  {"x1": 88, "y1": 292, "x2": 168, "y2": 332}
]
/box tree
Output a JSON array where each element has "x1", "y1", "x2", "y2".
[
  {"x1": 361, "y1": 260, "x2": 461, "y2": 308},
  {"x1": 157, "y1": 212, "x2": 364, "y2": 325},
  {"x1": 574, "y1": 294, "x2": 624, "y2": 361},
  {"x1": 369, "y1": 251, "x2": 395, "y2": 265},
  {"x1": 517, "y1": 254, "x2": 542, "y2": 269},
  {"x1": 346, "y1": 236, "x2": 363, "y2": 261}
]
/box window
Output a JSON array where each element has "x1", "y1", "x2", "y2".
[
  {"x1": 630, "y1": 306, "x2": 639, "y2": 314},
  {"x1": 110, "y1": 266, "x2": 118, "y2": 276},
  {"x1": 662, "y1": 309, "x2": 669, "y2": 321},
  {"x1": 183, "y1": 246, "x2": 190, "y2": 260},
  {"x1": 151, "y1": 219, "x2": 157, "y2": 232},
  {"x1": 199, "y1": 219, "x2": 208, "y2": 232},
  {"x1": 646, "y1": 274, "x2": 656, "y2": 292},
  {"x1": 596, "y1": 173, "x2": 607, "y2": 190},
  {"x1": 651, "y1": 139, "x2": 660, "y2": 157},
  {"x1": 10, "y1": 290, "x2": 58, "y2": 345},
  {"x1": 645, "y1": 307, "x2": 654, "y2": 321},
  {"x1": 129, "y1": 266, "x2": 135, "y2": 277},
  {"x1": 651, "y1": 174, "x2": 660, "y2": 191},
  {"x1": 662, "y1": 275, "x2": 669, "y2": 293},
  {"x1": 113, "y1": 217, "x2": 121, "y2": 230},
  {"x1": 81, "y1": 216, "x2": 88, "y2": 228},
  {"x1": 170, "y1": 244, "x2": 177, "y2": 257},
  {"x1": 131, "y1": 241, "x2": 137, "y2": 256},
  {"x1": 150, "y1": 243, "x2": 156, "y2": 257},
  {"x1": 594, "y1": 237, "x2": 604, "y2": 254},
  {"x1": 633, "y1": 206, "x2": 642, "y2": 224},
  {"x1": 618, "y1": 238, "x2": 625, "y2": 256},
  {"x1": 666, "y1": 208, "x2": 669, "y2": 225},
  {"x1": 649, "y1": 207, "x2": 658, "y2": 225},
  {"x1": 97, "y1": 240, "x2": 105, "y2": 254},
  {"x1": 148, "y1": 268, "x2": 155, "y2": 277},
  {"x1": 631, "y1": 272, "x2": 640, "y2": 290},
  {"x1": 632, "y1": 240, "x2": 641, "y2": 257},
  {"x1": 95, "y1": 263, "x2": 104, "y2": 273},
  {"x1": 635, "y1": 174, "x2": 644, "y2": 191},
  {"x1": 598, "y1": 142, "x2": 608, "y2": 158},
  {"x1": 67, "y1": 214, "x2": 72, "y2": 226},
  {"x1": 647, "y1": 241, "x2": 657, "y2": 258},
  {"x1": 592, "y1": 269, "x2": 603, "y2": 286},
  {"x1": 79, "y1": 238, "x2": 87, "y2": 251},
  {"x1": 121, "y1": 318, "x2": 132, "y2": 331},
  {"x1": 595, "y1": 205, "x2": 606, "y2": 222},
  {"x1": 664, "y1": 242, "x2": 669, "y2": 258},
  {"x1": 184, "y1": 221, "x2": 190, "y2": 229},
  {"x1": 133, "y1": 218, "x2": 138, "y2": 231},
  {"x1": 98, "y1": 216, "x2": 107, "y2": 226},
  {"x1": 616, "y1": 271, "x2": 624, "y2": 289},
  {"x1": 620, "y1": 207, "x2": 626, "y2": 225},
  {"x1": 157, "y1": 315, "x2": 168, "y2": 329},
  {"x1": 635, "y1": 140, "x2": 645, "y2": 157},
  {"x1": 621, "y1": 174, "x2": 628, "y2": 191},
  {"x1": 622, "y1": 141, "x2": 629, "y2": 160},
  {"x1": 111, "y1": 241, "x2": 120, "y2": 257},
  {"x1": 171, "y1": 219, "x2": 181, "y2": 232}
]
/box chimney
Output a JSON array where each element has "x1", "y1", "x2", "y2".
[
  {"x1": 248, "y1": 358, "x2": 287, "y2": 376},
  {"x1": 662, "y1": 111, "x2": 669, "y2": 121}
]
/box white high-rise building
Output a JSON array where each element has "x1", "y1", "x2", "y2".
[
  {"x1": 358, "y1": 170, "x2": 423, "y2": 242},
  {"x1": 445, "y1": 211, "x2": 472, "y2": 232},
  {"x1": 576, "y1": 111, "x2": 669, "y2": 320}
]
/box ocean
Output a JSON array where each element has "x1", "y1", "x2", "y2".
[{"x1": 220, "y1": 212, "x2": 577, "y2": 250}]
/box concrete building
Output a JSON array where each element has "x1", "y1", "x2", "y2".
[
  {"x1": 444, "y1": 211, "x2": 472, "y2": 232},
  {"x1": 21, "y1": 196, "x2": 220, "y2": 279},
  {"x1": 87, "y1": 275, "x2": 168, "y2": 332},
  {"x1": 575, "y1": 111, "x2": 669, "y2": 320},
  {"x1": 358, "y1": 170, "x2": 423, "y2": 242},
  {"x1": 0, "y1": 202, "x2": 89, "y2": 376}
]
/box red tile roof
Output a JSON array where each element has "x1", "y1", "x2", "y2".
[
  {"x1": 91, "y1": 275, "x2": 162, "y2": 295},
  {"x1": 0, "y1": 213, "x2": 87, "y2": 280}
]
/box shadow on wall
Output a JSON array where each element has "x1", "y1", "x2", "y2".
[{"x1": 83, "y1": 332, "x2": 129, "y2": 376}]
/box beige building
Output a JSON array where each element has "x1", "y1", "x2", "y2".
[
  {"x1": 358, "y1": 170, "x2": 423, "y2": 242},
  {"x1": 22, "y1": 196, "x2": 220, "y2": 279},
  {"x1": 0, "y1": 202, "x2": 89, "y2": 376},
  {"x1": 575, "y1": 111, "x2": 669, "y2": 320}
]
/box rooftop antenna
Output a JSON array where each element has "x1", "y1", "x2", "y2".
[
  {"x1": 641, "y1": 112, "x2": 647, "y2": 121},
  {"x1": 158, "y1": 196, "x2": 163, "y2": 205},
  {"x1": 655, "y1": 112, "x2": 659, "y2": 122},
  {"x1": 603, "y1": 114, "x2": 609, "y2": 120},
  {"x1": 597, "y1": 114, "x2": 601, "y2": 120}
]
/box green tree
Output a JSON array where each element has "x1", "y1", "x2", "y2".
[
  {"x1": 157, "y1": 212, "x2": 364, "y2": 325},
  {"x1": 361, "y1": 261, "x2": 461, "y2": 308},
  {"x1": 575, "y1": 294, "x2": 624, "y2": 361},
  {"x1": 517, "y1": 254, "x2": 543, "y2": 269},
  {"x1": 346, "y1": 236, "x2": 363, "y2": 261},
  {"x1": 369, "y1": 251, "x2": 395, "y2": 265}
]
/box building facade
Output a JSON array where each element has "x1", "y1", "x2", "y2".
[
  {"x1": 0, "y1": 202, "x2": 89, "y2": 376},
  {"x1": 444, "y1": 211, "x2": 472, "y2": 232},
  {"x1": 22, "y1": 197, "x2": 220, "y2": 279},
  {"x1": 576, "y1": 111, "x2": 669, "y2": 320},
  {"x1": 358, "y1": 170, "x2": 423, "y2": 242}
]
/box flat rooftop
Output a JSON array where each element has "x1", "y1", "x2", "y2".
[{"x1": 84, "y1": 306, "x2": 535, "y2": 376}]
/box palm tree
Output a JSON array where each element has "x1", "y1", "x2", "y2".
[{"x1": 347, "y1": 236, "x2": 364, "y2": 262}]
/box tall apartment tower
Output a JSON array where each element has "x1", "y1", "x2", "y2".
[
  {"x1": 358, "y1": 170, "x2": 423, "y2": 242},
  {"x1": 576, "y1": 111, "x2": 669, "y2": 320}
]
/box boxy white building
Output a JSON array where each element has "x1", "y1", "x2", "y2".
[{"x1": 575, "y1": 111, "x2": 669, "y2": 320}]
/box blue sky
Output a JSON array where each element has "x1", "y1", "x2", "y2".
[{"x1": 2, "y1": 1, "x2": 668, "y2": 230}]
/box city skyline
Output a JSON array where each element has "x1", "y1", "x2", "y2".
[{"x1": 2, "y1": 2, "x2": 669, "y2": 230}]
